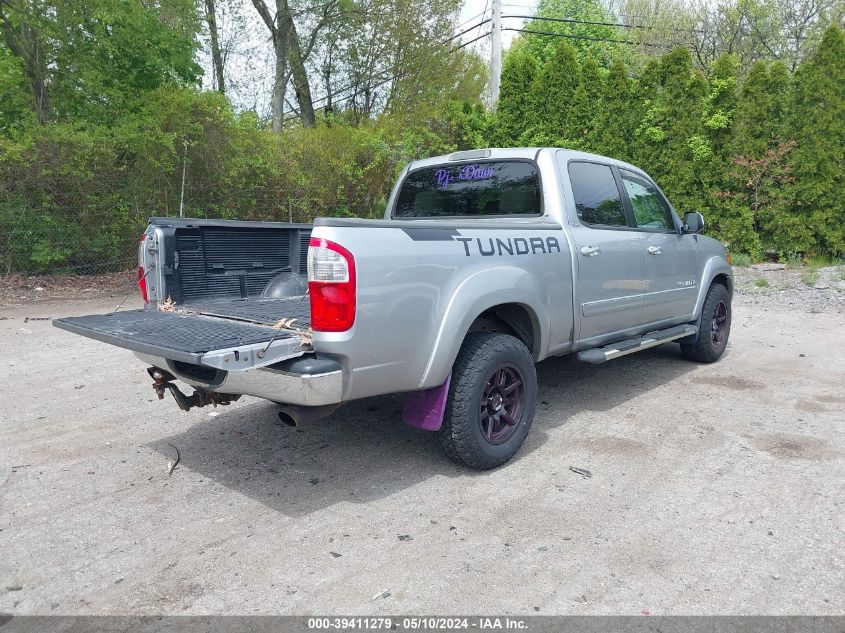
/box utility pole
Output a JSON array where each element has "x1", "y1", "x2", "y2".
[
  {"x1": 490, "y1": 0, "x2": 502, "y2": 108},
  {"x1": 179, "y1": 140, "x2": 188, "y2": 218}
]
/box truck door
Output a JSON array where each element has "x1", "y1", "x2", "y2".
[
  {"x1": 617, "y1": 168, "x2": 699, "y2": 325},
  {"x1": 564, "y1": 160, "x2": 646, "y2": 344}
]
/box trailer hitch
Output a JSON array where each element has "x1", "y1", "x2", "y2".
[{"x1": 147, "y1": 367, "x2": 241, "y2": 412}]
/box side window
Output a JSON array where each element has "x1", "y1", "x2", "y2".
[
  {"x1": 568, "y1": 162, "x2": 627, "y2": 227},
  {"x1": 619, "y1": 169, "x2": 675, "y2": 231}
]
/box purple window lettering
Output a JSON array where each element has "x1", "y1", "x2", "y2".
[
  {"x1": 435, "y1": 169, "x2": 452, "y2": 190},
  {"x1": 458, "y1": 164, "x2": 495, "y2": 181},
  {"x1": 435, "y1": 164, "x2": 495, "y2": 189}
]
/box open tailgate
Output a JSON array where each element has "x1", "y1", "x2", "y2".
[{"x1": 54, "y1": 306, "x2": 310, "y2": 371}]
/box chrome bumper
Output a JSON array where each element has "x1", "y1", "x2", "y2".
[{"x1": 135, "y1": 352, "x2": 343, "y2": 406}]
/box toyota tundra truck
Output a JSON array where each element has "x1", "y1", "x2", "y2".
[{"x1": 55, "y1": 148, "x2": 733, "y2": 470}]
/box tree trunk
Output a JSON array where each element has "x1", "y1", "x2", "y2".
[
  {"x1": 322, "y1": 44, "x2": 334, "y2": 121},
  {"x1": 271, "y1": 29, "x2": 288, "y2": 132},
  {"x1": 204, "y1": 0, "x2": 225, "y2": 94},
  {"x1": 278, "y1": 1, "x2": 315, "y2": 127},
  {"x1": 0, "y1": 9, "x2": 51, "y2": 123},
  {"x1": 251, "y1": 0, "x2": 288, "y2": 132}
]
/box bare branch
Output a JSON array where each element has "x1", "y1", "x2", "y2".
[{"x1": 250, "y1": 0, "x2": 276, "y2": 34}]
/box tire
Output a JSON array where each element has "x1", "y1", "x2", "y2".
[
  {"x1": 681, "y1": 282, "x2": 732, "y2": 363},
  {"x1": 438, "y1": 332, "x2": 537, "y2": 470}
]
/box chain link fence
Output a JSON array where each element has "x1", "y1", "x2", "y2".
[{"x1": 0, "y1": 184, "x2": 351, "y2": 278}]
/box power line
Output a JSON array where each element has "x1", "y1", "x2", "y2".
[
  {"x1": 503, "y1": 26, "x2": 661, "y2": 47},
  {"x1": 456, "y1": 7, "x2": 490, "y2": 30},
  {"x1": 451, "y1": 30, "x2": 492, "y2": 52},
  {"x1": 503, "y1": 13, "x2": 704, "y2": 35},
  {"x1": 451, "y1": 18, "x2": 492, "y2": 43},
  {"x1": 471, "y1": 0, "x2": 491, "y2": 44}
]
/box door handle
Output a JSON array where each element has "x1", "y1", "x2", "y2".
[
  {"x1": 580, "y1": 246, "x2": 601, "y2": 257},
  {"x1": 647, "y1": 246, "x2": 663, "y2": 255}
]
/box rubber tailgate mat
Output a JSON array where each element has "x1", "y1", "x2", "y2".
[
  {"x1": 54, "y1": 309, "x2": 294, "y2": 364},
  {"x1": 185, "y1": 296, "x2": 311, "y2": 327}
]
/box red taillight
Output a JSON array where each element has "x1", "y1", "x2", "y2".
[
  {"x1": 307, "y1": 237, "x2": 356, "y2": 332},
  {"x1": 138, "y1": 233, "x2": 149, "y2": 304},
  {"x1": 138, "y1": 266, "x2": 149, "y2": 304}
]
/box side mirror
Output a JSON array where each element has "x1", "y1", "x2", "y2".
[{"x1": 683, "y1": 211, "x2": 705, "y2": 233}]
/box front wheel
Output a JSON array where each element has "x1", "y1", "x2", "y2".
[
  {"x1": 438, "y1": 332, "x2": 537, "y2": 470},
  {"x1": 681, "y1": 283, "x2": 732, "y2": 363}
]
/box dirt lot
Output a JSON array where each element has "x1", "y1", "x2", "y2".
[{"x1": 0, "y1": 269, "x2": 843, "y2": 615}]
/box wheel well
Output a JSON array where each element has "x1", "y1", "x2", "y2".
[
  {"x1": 711, "y1": 273, "x2": 733, "y2": 295},
  {"x1": 467, "y1": 304, "x2": 539, "y2": 358}
]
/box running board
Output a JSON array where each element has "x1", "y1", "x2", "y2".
[{"x1": 576, "y1": 324, "x2": 697, "y2": 364}]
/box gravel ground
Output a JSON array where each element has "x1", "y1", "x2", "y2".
[
  {"x1": 0, "y1": 269, "x2": 842, "y2": 615},
  {"x1": 0, "y1": 271, "x2": 135, "y2": 307},
  {"x1": 732, "y1": 264, "x2": 845, "y2": 314}
]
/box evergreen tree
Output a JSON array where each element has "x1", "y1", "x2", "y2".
[
  {"x1": 765, "y1": 62, "x2": 790, "y2": 139},
  {"x1": 701, "y1": 54, "x2": 761, "y2": 254},
  {"x1": 526, "y1": 41, "x2": 581, "y2": 145},
  {"x1": 493, "y1": 49, "x2": 540, "y2": 146},
  {"x1": 732, "y1": 61, "x2": 773, "y2": 157},
  {"x1": 720, "y1": 141, "x2": 797, "y2": 257},
  {"x1": 725, "y1": 59, "x2": 794, "y2": 256},
  {"x1": 592, "y1": 58, "x2": 637, "y2": 161},
  {"x1": 581, "y1": 55, "x2": 603, "y2": 107},
  {"x1": 572, "y1": 54, "x2": 602, "y2": 149},
  {"x1": 634, "y1": 48, "x2": 708, "y2": 216},
  {"x1": 732, "y1": 60, "x2": 790, "y2": 157},
  {"x1": 704, "y1": 54, "x2": 740, "y2": 164},
  {"x1": 788, "y1": 24, "x2": 845, "y2": 254},
  {"x1": 628, "y1": 58, "x2": 662, "y2": 167}
]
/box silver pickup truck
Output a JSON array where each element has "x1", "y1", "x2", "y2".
[{"x1": 55, "y1": 148, "x2": 733, "y2": 469}]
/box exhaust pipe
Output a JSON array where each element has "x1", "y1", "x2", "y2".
[
  {"x1": 277, "y1": 411, "x2": 297, "y2": 427},
  {"x1": 276, "y1": 403, "x2": 340, "y2": 427}
]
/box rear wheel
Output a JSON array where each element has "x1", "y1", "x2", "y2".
[
  {"x1": 438, "y1": 332, "x2": 537, "y2": 470},
  {"x1": 681, "y1": 283, "x2": 732, "y2": 363}
]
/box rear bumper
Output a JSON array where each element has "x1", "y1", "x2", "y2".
[{"x1": 136, "y1": 353, "x2": 343, "y2": 406}]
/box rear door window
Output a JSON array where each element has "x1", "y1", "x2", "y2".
[
  {"x1": 567, "y1": 162, "x2": 628, "y2": 227},
  {"x1": 394, "y1": 161, "x2": 541, "y2": 218}
]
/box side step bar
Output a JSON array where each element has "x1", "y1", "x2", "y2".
[{"x1": 576, "y1": 324, "x2": 697, "y2": 364}]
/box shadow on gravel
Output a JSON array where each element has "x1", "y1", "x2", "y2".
[{"x1": 150, "y1": 343, "x2": 700, "y2": 517}]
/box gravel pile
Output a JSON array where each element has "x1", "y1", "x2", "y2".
[{"x1": 733, "y1": 264, "x2": 845, "y2": 314}]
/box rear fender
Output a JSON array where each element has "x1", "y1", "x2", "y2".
[{"x1": 418, "y1": 266, "x2": 546, "y2": 389}]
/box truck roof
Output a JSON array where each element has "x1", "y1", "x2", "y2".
[{"x1": 407, "y1": 148, "x2": 642, "y2": 174}]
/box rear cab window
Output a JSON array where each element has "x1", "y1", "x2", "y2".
[
  {"x1": 394, "y1": 161, "x2": 541, "y2": 218},
  {"x1": 567, "y1": 161, "x2": 627, "y2": 227}
]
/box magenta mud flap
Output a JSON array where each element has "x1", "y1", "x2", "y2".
[{"x1": 402, "y1": 373, "x2": 451, "y2": 431}]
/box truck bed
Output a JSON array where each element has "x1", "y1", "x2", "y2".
[
  {"x1": 56, "y1": 218, "x2": 316, "y2": 370},
  {"x1": 183, "y1": 296, "x2": 311, "y2": 328}
]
